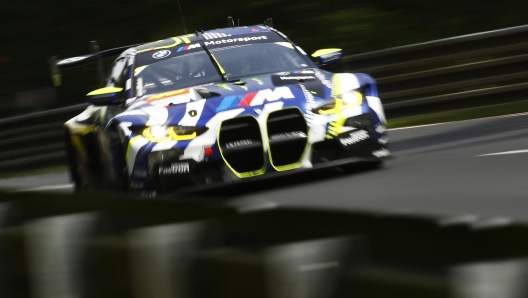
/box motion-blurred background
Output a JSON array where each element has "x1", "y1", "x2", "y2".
[{"x1": 1, "y1": 0, "x2": 528, "y2": 118}]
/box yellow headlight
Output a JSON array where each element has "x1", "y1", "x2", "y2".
[
  {"x1": 143, "y1": 126, "x2": 172, "y2": 142},
  {"x1": 168, "y1": 127, "x2": 196, "y2": 141},
  {"x1": 142, "y1": 126, "x2": 204, "y2": 142}
]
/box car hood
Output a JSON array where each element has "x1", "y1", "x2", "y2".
[{"x1": 114, "y1": 69, "x2": 362, "y2": 127}]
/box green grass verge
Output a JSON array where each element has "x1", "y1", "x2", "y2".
[{"x1": 387, "y1": 101, "x2": 528, "y2": 128}]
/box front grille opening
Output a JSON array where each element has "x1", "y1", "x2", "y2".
[
  {"x1": 219, "y1": 117, "x2": 264, "y2": 174},
  {"x1": 267, "y1": 109, "x2": 308, "y2": 168}
]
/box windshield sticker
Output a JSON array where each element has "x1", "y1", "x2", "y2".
[
  {"x1": 203, "y1": 32, "x2": 231, "y2": 40},
  {"x1": 204, "y1": 36, "x2": 268, "y2": 46},
  {"x1": 177, "y1": 43, "x2": 201, "y2": 52},
  {"x1": 152, "y1": 50, "x2": 171, "y2": 59}
]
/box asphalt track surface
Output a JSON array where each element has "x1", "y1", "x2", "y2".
[{"x1": 1, "y1": 113, "x2": 527, "y2": 222}]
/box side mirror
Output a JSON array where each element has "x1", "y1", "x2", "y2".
[
  {"x1": 311, "y1": 48, "x2": 342, "y2": 66},
  {"x1": 86, "y1": 87, "x2": 123, "y2": 106}
]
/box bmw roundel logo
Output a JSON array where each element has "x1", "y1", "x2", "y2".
[{"x1": 152, "y1": 50, "x2": 171, "y2": 59}]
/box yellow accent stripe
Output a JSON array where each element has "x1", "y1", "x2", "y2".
[
  {"x1": 126, "y1": 135, "x2": 143, "y2": 161},
  {"x1": 180, "y1": 34, "x2": 194, "y2": 44},
  {"x1": 217, "y1": 116, "x2": 266, "y2": 178},
  {"x1": 136, "y1": 37, "x2": 182, "y2": 54},
  {"x1": 79, "y1": 124, "x2": 96, "y2": 136},
  {"x1": 267, "y1": 108, "x2": 309, "y2": 172},
  {"x1": 311, "y1": 48, "x2": 342, "y2": 57},
  {"x1": 134, "y1": 65, "x2": 148, "y2": 74},
  {"x1": 87, "y1": 87, "x2": 123, "y2": 96}
]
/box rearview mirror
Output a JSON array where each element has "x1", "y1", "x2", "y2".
[
  {"x1": 311, "y1": 48, "x2": 342, "y2": 66},
  {"x1": 86, "y1": 87, "x2": 123, "y2": 106}
]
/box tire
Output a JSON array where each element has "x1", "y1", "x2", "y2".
[{"x1": 72, "y1": 146, "x2": 96, "y2": 194}]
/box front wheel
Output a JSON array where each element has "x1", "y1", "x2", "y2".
[{"x1": 71, "y1": 145, "x2": 97, "y2": 194}]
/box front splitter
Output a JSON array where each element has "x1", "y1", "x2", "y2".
[{"x1": 161, "y1": 156, "x2": 391, "y2": 198}]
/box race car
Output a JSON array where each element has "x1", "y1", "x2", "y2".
[{"x1": 53, "y1": 21, "x2": 390, "y2": 197}]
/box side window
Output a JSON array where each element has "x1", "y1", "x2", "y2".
[{"x1": 106, "y1": 57, "x2": 127, "y2": 87}]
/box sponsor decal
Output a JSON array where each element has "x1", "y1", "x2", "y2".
[
  {"x1": 252, "y1": 28, "x2": 259, "y2": 32},
  {"x1": 147, "y1": 89, "x2": 189, "y2": 102},
  {"x1": 321, "y1": 53, "x2": 341, "y2": 63},
  {"x1": 251, "y1": 78, "x2": 264, "y2": 85},
  {"x1": 202, "y1": 32, "x2": 231, "y2": 40},
  {"x1": 372, "y1": 148, "x2": 391, "y2": 158},
  {"x1": 226, "y1": 139, "x2": 253, "y2": 149},
  {"x1": 216, "y1": 87, "x2": 295, "y2": 112},
  {"x1": 270, "y1": 131, "x2": 307, "y2": 140},
  {"x1": 216, "y1": 83, "x2": 233, "y2": 91},
  {"x1": 279, "y1": 75, "x2": 316, "y2": 81},
  {"x1": 130, "y1": 181, "x2": 144, "y2": 189},
  {"x1": 204, "y1": 35, "x2": 268, "y2": 46},
  {"x1": 188, "y1": 110, "x2": 197, "y2": 117},
  {"x1": 239, "y1": 86, "x2": 295, "y2": 107},
  {"x1": 314, "y1": 69, "x2": 332, "y2": 89},
  {"x1": 133, "y1": 169, "x2": 148, "y2": 178},
  {"x1": 299, "y1": 84, "x2": 316, "y2": 124},
  {"x1": 152, "y1": 50, "x2": 171, "y2": 59},
  {"x1": 176, "y1": 43, "x2": 201, "y2": 52},
  {"x1": 375, "y1": 124, "x2": 386, "y2": 134},
  {"x1": 339, "y1": 130, "x2": 370, "y2": 146},
  {"x1": 158, "y1": 162, "x2": 190, "y2": 175},
  {"x1": 378, "y1": 137, "x2": 389, "y2": 145},
  {"x1": 293, "y1": 70, "x2": 315, "y2": 74},
  {"x1": 141, "y1": 190, "x2": 157, "y2": 198}
]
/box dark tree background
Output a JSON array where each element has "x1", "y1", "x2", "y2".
[{"x1": 1, "y1": 0, "x2": 527, "y2": 117}]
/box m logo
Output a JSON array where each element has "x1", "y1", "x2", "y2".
[
  {"x1": 177, "y1": 43, "x2": 201, "y2": 52},
  {"x1": 215, "y1": 87, "x2": 296, "y2": 113},
  {"x1": 239, "y1": 87, "x2": 295, "y2": 107}
]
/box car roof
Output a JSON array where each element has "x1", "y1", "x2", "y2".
[{"x1": 134, "y1": 25, "x2": 278, "y2": 54}]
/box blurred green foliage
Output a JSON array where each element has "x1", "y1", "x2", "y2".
[{"x1": 1, "y1": 0, "x2": 528, "y2": 116}]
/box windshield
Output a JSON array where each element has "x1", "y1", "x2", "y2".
[
  {"x1": 213, "y1": 43, "x2": 310, "y2": 79},
  {"x1": 134, "y1": 42, "x2": 311, "y2": 96},
  {"x1": 135, "y1": 51, "x2": 222, "y2": 96}
]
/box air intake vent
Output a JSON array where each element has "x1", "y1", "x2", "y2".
[
  {"x1": 267, "y1": 108, "x2": 308, "y2": 170},
  {"x1": 219, "y1": 116, "x2": 265, "y2": 176}
]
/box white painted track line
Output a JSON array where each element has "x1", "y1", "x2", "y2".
[
  {"x1": 477, "y1": 149, "x2": 528, "y2": 157},
  {"x1": 10, "y1": 184, "x2": 74, "y2": 193}
]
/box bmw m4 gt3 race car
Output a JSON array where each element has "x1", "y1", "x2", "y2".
[{"x1": 53, "y1": 21, "x2": 390, "y2": 197}]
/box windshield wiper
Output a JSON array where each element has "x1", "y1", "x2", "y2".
[{"x1": 201, "y1": 43, "x2": 229, "y2": 81}]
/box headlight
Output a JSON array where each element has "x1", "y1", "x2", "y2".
[
  {"x1": 141, "y1": 126, "x2": 208, "y2": 142},
  {"x1": 312, "y1": 89, "x2": 363, "y2": 115}
]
